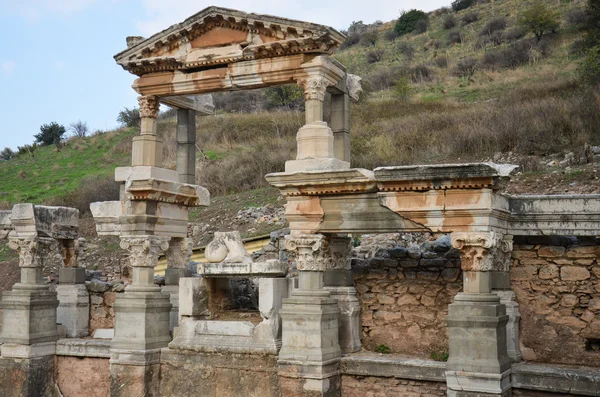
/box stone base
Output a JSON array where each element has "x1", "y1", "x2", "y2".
[
  {"x1": 495, "y1": 290, "x2": 522, "y2": 363},
  {"x1": 1, "y1": 342, "x2": 56, "y2": 358},
  {"x1": 446, "y1": 370, "x2": 512, "y2": 397},
  {"x1": 285, "y1": 158, "x2": 350, "y2": 173},
  {"x1": 161, "y1": 284, "x2": 179, "y2": 332},
  {"x1": 109, "y1": 349, "x2": 161, "y2": 397},
  {"x1": 324, "y1": 286, "x2": 361, "y2": 354},
  {"x1": 279, "y1": 373, "x2": 341, "y2": 397},
  {"x1": 0, "y1": 354, "x2": 56, "y2": 397},
  {"x1": 0, "y1": 285, "x2": 59, "y2": 345},
  {"x1": 111, "y1": 290, "x2": 172, "y2": 351},
  {"x1": 57, "y1": 283, "x2": 89, "y2": 338}
]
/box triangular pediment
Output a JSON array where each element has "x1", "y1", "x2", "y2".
[{"x1": 115, "y1": 6, "x2": 345, "y2": 76}]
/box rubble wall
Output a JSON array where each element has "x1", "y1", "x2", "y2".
[
  {"x1": 87, "y1": 279, "x2": 126, "y2": 333},
  {"x1": 341, "y1": 375, "x2": 446, "y2": 396},
  {"x1": 352, "y1": 234, "x2": 462, "y2": 357},
  {"x1": 511, "y1": 237, "x2": 600, "y2": 366}
]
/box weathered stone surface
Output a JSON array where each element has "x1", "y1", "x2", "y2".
[
  {"x1": 57, "y1": 356, "x2": 109, "y2": 397},
  {"x1": 0, "y1": 355, "x2": 56, "y2": 397},
  {"x1": 538, "y1": 265, "x2": 559, "y2": 280},
  {"x1": 560, "y1": 266, "x2": 590, "y2": 281},
  {"x1": 537, "y1": 246, "x2": 565, "y2": 258}
]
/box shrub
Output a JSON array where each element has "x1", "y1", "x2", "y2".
[
  {"x1": 413, "y1": 19, "x2": 429, "y2": 34},
  {"x1": 443, "y1": 15, "x2": 457, "y2": 30},
  {"x1": 434, "y1": 56, "x2": 449, "y2": 68},
  {"x1": 447, "y1": 29, "x2": 464, "y2": 44},
  {"x1": 452, "y1": 0, "x2": 473, "y2": 12},
  {"x1": 503, "y1": 41, "x2": 534, "y2": 68},
  {"x1": 431, "y1": 351, "x2": 450, "y2": 362},
  {"x1": 264, "y1": 86, "x2": 304, "y2": 110},
  {"x1": 566, "y1": 8, "x2": 588, "y2": 27},
  {"x1": 69, "y1": 120, "x2": 88, "y2": 138},
  {"x1": 34, "y1": 122, "x2": 66, "y2": 146},
  {"x1": 461, "y1": 12, "x2": 479, "y2": 25},
  {"x1": 432, "y1": 39, "x2": 443, "y2": 49},
  {"x1": 393, "y1": 77, "x2": 413, "y2": 100},
  {"x1": 480, "y1": 17, "x2": 507, "y2": 36},
  {"x1": 0, "y1": 147, "x2": 15, "y2": 161},
  {"x1": 579, "y1": 45, "x2": 600, "y2": 85},
  {"x1": 570, "y1": 38, "x2": 587, "y2": 57},
  {"x1": 366, "y1": 67, "x2": 401, "y2": 91},
  {"x1": 117, "y1": 107, "x2": 140, "y2": 128},
  {"x1": 16, "y1": 144, "x2": 37, "y2": 157},
  {"x1": 454, "y1": 57, "x2": 478, "y2": 78},
  {"x1": 503, "y1": 27, "x2": 528, "y2": 42},
  {"x1": 475, "y1": 30, "x2": 504, "y2": 48},
  {"x1": 46, "y1": 176, "x2": 120, "y2": 215},
  {"x1": 518, "y1": 1, "x2": 560, "y2": 42},
  {"x1": 481, "y1": 50, "x2": 504, "y2": 70},
  {"x1": 397, "y1": 42, "x2": 416, "y2": 60},
  {"x1": 375, "y1": 344, "x2": 391, "y2": 354},
  {"x1": 394, "y1": 9, "x2": 428, "y2": 36},
  {"x1": 408, "y1": 64, "x2": 434, "y2": 83},
  {"x1": 432, "y1": 6, "x2": 452, "y2": 17},
  {"x1": 359, "y1": 30, "x2": 378, "y2": 47},
  {"x1": 383, "y1": 29, "x2": 400, "y2": 41},
  {"x1": 366, "y1": 49, "x2": 385, "y2": 64},
  {"x1": 340, "y1": 33, "x2": 361, "y2": 49}
]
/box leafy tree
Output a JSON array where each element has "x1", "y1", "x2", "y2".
[
  {"x1": 69, "y1": 120, "x2": 88, "y2": 138},
  {"x1": 34, "y1": 122, "x2": 66, "y2": 146},
  {"x1": 117, "y1": 107, "x2": 141, "y2": 128},
  {"x1": 394, "y1": 10, "x2": 427, "y2": 36},
  {"x1": 518, "y1": 2, "x2": 560, "y2": 43},
  {"x1": 452, "y1": 0, "x2": 473, "y2": 12},
  {"x1": 264, "y1": 86, "x2": 304, "y2": 110},
  {"x1": 0, "y1": 147, "x2": 14, "y2": 161}
]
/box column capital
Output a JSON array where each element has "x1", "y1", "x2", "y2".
[
  {"x1": 165, "y1": 237, "x2": 192, "y2": 269},
  {"x1": 451, "y1": 231, "x2": 513, "y2": 272},
  {"x1": 285, "y1": 234, "x2": 329, "y2": 271},
  {"x1": 297, "y1": 76, "x2": 331, "y2": 102},
  {"x1": 8, "y1": 237, "x2": 56, "y2": 268},
  {"x1": 120, "y1": 236, "x2": 170, "y2": 268},
  {"x1": 138, "y1": 95, "x2": 160, "y2": 118}
]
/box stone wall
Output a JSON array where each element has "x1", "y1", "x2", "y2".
[
  {"x1": 341, "y1": 375, "x2": 446, "y2": 397},
  {"x1": 351, "y1": 233, "x2": 462, "y2": 357},
  {"x1": 88, "y1": 278, "x2": 125, "y2": 333},
  {"x1": 56, "y1": 357, "x2": 109, "y2": 397},
  {"x1": 511, "y1": 237, "x2": 600, "y2": 367}
]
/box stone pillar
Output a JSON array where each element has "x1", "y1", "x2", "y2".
[
  {"x1": 176, "y1": 108, "x2": 196, "y2": 184},
  {"x1": 330, "y1": 93, "x2": 351, "y2": 164},
  {"x1": 492, "y1": 269, "x2": 522, "y2": 363},
  {"x1": 57, "y1": 238, "x2": 89, "y2": 338},
  {"x1": 162, "y1": 237, "x2": 192, "y2": 332},
  {"x1": 285, "y1": 75, "x2": 349, "y2": 173},
  {"x1": 0, "y1": 236, "x2": 59, "y2": 397},
  {"x1": 446, "y1": 232, "x2": 513, "y2": 397},
  {"x1": 323, "y1": 236, "x2": 361, "y2": 354},
  {"x1": 132, "y1": 95, "x2": 162, "y2": 167},
  {"x1": 110, "y1": 235, "x2": 171, "y2": 397},
  {"x1": 278, "y1": 234, "x2": 342, "y2": 397}
]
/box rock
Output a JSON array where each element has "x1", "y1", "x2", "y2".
[
  {"x1": 441, "y1": 268, "x2": 460, "y2": 282},
  {"x1": 154, "y1": 275, "x2": 165, "y2": 286},
  {"x1": 433, "y1": 235, "x2": 451, "y2": 252},
  {"x1": 422, "y1": 251, "x2": 438, "y2": 259},
  {"x1": 421, "y1": 258, "x2": 447, "y2": 268},
  {"x1": 374, "y1": 248, "x2": 390, "y2": 258},
  {"x1": 90, "y1": 295, "x2": 104, "y2": 306},
  {"x1": 389, "y1": 247, "x2": 408, "y2": 259},
  {"x1": 377, "y1": 294, "x2": 396, "y2": 305},
  {"x1": 561, "y1": 266, "x2": 591, "y2": 281},
  {"x1": 444, "y1": 248, "x2": 461, "y2": 259},
  {"x1": 351, "y1": 258, "x2": 369, "y2": 275},
  {"x1": 86, "y1": 270, "x2": 103, "y2": 281},
  {"x1": 538, "y1": 265, "x2": 559, "y2": 280},
  {"x1": 537, "y1": 246, "x2": 565, "y2": 258},
  {"x1": 88, "y1": 279, "x2": 110, "y2": 293},
  {"x1": 399, "y1": 259, "x2": 419, "y2": 268},
  {"x1": 407, "y1": 245, "x2": 421, "y2": 259},
  {"x1": 417, "y1": 271, "x2": 439, "y2": 281}
]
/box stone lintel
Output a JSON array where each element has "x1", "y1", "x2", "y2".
[
  {"x1": 512, "y1": 362, "x2": 600, "y2": 396},
  {"x1": 266, "y1": 168, "x2": 375, "y2": 197},
  {"x1": 161, "y1": 94, "x2": 215, "y2": 115},
  {"x1": 339, "y1": 354, "x2": 446, "y2": 382},
  {"x1": 196, "y1": 259, "x2": 287, "y2": 277},
  {"x1": 56, "y1": 338, "x2": 111, "y2": 358},
  {"x1": 10, "y1": 204, "x2": 79, "y2": 240}
]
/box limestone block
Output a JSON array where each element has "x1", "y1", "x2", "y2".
[
  {"x1": 495, "y1": 290, "x2": 522, "y2": 362},
  {"x1": 131, "y1": 134, "x2": 163, "y2": 167},
  {"x1": 56, "y1": 284, "x2": 89, "y2": 338},
  {"x1": 179, "y1": 277, "x2": 209, "y2": 317},
  {"x1": 11, "y1": 204, "x2": 78, "y2": 239},
  {"x1": 197, "y1": 259, "x2": 287, "y2": 277},
  {"x1": 0, "y1": 210, "x2": 12, "y2": 239},
  {"x1": 89, "y1": 201, "x2": 123, "y2": 236},
  {"x1": 93, "y1": 329, "x2": 115, "y2": 339},
  {"x1": 325, "y1": 286, "x2": 361, "y2": 354},
  {"x1": 59, "y1": 267, "x2": 85, "y2": 284},
  {"x1": 446, "y1": 369, "x2": 511, "y2": 397},
  {"x1": 115, "y1": 166, "x2": 179, "y2": 183}
]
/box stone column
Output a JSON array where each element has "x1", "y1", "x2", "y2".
[
  {"x1": 323, "y1": 236, "x2": 361, "y2": 354},
  {"x1": 278, "y1": 234, "x2": 342, "y2": 397},
  {"x1": 132, "y1": 95, "x2": 162, "y2": 167},
  {"x1": 285, "y1": 75, "x2": 349, "y2": 173},
  {"x1": 0, "y1": 236, "x2": 59, "y2": 397},
  {"x1": 57, "y1": 238, "x2": 89, "y2": 338},
  {"x1": 176, "y1": 109, "x2": 196, "y2": 184},
  {"x1": 446, "y1": 231, "x2": 513, "y2": 397},
  {"x1": 492, "y1": 270, "x2": 522, "y2": 363},
  {"x1": 162, "y1": 237, "x2": 192, "y2": 332},
  {"x1": 330, "y1": 94, "x2": 351, "y2": 164},
  {"x1": 110, "y1": 235, "x2": 171, "y2": 397}
]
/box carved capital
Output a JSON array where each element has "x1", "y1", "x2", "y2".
[
  {"x1": 285, "y1": 234, "x2": 329, "y2": 271},
  {"x1": 58, "y1": 239, "x2": 79, "y2": 268},
  {"x1": 451, "y1": 232, "x2": 513, "y2": 272},
  {"x1": 166, "y1": 237, "x2": 193, "y2": 269},
  {"x1": 298, "y1": 76, "x2": 330, "y2": 102},
  {"x1": 120, "y1": 236, "x2": 170, "y2": 268},
  {"x1": 8, "y1": 237, "x2": 56, "y2": 268},
  {"x1": 138, "y1": 95, "x2": 160, "y2": 118},
  {"x1": 326, "y1": 236, "x2": 353, "y2": 270}
]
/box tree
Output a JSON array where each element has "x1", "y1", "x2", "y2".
[
  {"x1": 117, "y1": 107, "x2": 141, "y2": 128},
  {"x1": 264, "y1": 86, "x2": 304, "y2": 110},
  {"x1": 34, "y1": 122, "x2": 66, "y2": 146},
  {"x1": 0, "y1": 147, "x2": 14, "y2": 161},
  {"x1": 577, "y1": 0, "x2": 600, "y2": 85},
  {"x1": 518, "y1": 2, "x2": 560, "y2": 43},
  {"x1": 579, "y1": 45, "x2": 600, "y2": 85},
  {"x1": 69, "y1": 120, "x2": 88, "y2": 138},
  {"x1": 394, "y1": 10, "x2": 427, "y2": 36}
]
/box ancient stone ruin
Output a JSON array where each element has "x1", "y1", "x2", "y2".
[{"x1": 1, "y1": 6, "x2": 599, "y2": 397}]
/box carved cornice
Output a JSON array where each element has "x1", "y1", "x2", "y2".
[
  {"x1": 138, "y1": 95, "x2": 160, "y2": 118},
  {"x1": 8, "y1": 237, "x2": 56, "y2": 268},
  {"x1": 297, "y1": 76, "x2": 330, "y2": 101},
  {"x1": 120, "y1": 236, "x2": 170, "y2": 268},
  {"x1": 451, "y1": 231, "x2": 513, "y2": 272}
]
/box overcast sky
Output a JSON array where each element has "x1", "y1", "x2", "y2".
[{"x1": 0, "y1": 0, "x2": 450, "y2": 150}]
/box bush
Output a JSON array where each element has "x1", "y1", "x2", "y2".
[
  {"x1": 503, "y1": 27, "x2": 528, "y2": 42},
  {"x1": 443, "y1": 15, "x2": 457, "y2": 30},
  {"x1": 16, "y1": 144, "x2": 37, "y2": 157},
  {"x1": 359, "y1": 30, "x2": 378, "y2": 47},
  {"x1": 432, "y1": 6, "x2": 452, "y2": 17},
  {"x1": 117, "y1": 107, "x2": 140, "y2": 128},
  {"x1": 408, "y1": 64, "x2": 434, "y2": 83},
  {"x1": 366, "y1": 67, "x2": 402, "y2": 91},
  {"x1": 454, "y1": 57, "x2": 478, "y2": 78},
  {"x1": 434, "y1": 56, "x2": 449, "y2": 68},
  {"x1": 570, "y1": 38, "x2": 587, "y2": 57},
  {"x1": 518, "y1": 1, "x2": 560, "y2": 43},
  {"x1": 447, "y1": 29, "x2": 464, "y2": 44},
  {"x1": 461, "y1": 12, "x2": 479, "y2": 25},
  {"x1": 566, "y1": 8, "x2": 588, "y2": 27},
  {"x1": 340, "y1": 33, "x2": 361, "y2": 49},
  {"x1": 452, "y1": 0, "x2": 473, "y2": 12},
  {"x1": 579, "y1": 45, "x2": 600, "y2": 85},
  {"x1": 69, "y1": 120, "x2": 88, "y2": 138},
  {"x1": 383, "y1": 29, "x2": 400, "y2": 41},
  {"x1": 483, "y1": 41, "x2": 535, "y2": 70},
  {"x1": 366, "y1": 49, "x2": 385, "y2": 64},
  {"x1": 34, "y1": 122, "x2": 66, "y2": 146},
  {"x1": 413, "y1": 19, "x2": 429, "y2": 34},
  {"x1": 480, "y1": 17, "x2": 507, "y2": 36},
  {"x1": 46, "y1": 176, "x2": 120, "y2": 215},
  {"x1": 264, "y1": 86, "x2": 304, "y2": 110},
  {"x1": 393, "y1": 77, "x2": 413, "y2": 100},
  {"x1": 0, "y1": 147, "x2": 15, "y2": 161},
  {"x1": 397, "y1": 42, "x2": 416, "y2": 60},
  {"x1": 375, "y1": 344, "x2": 391, "y2": 354},
  {"x1": 394, "y1": 9, "x2": 428, "y2": 36},
  {"x1": 475, "y1": 31, "x2": 504, "y2": 48},
  {"x1": 481, "y1": 50, "x2": 504, "y2": 70}
]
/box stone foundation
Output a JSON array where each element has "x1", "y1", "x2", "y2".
[
  {"x1": 0, "y1": 355, "x2": 56, "y2": 397},
  {"x1": 341, "y1": 375, "x2": 446, "y2": 397},
  {"x1": 56, "y1": 356, "x2": 109, "y2": 397}
]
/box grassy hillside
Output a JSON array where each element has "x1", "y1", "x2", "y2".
[{"x1": 0, "y1": 0, "x2": 598, "y2": 212}]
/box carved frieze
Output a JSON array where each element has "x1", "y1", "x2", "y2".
[
  {"x1": 120, "y1": 236, "x2": 170, "y2": 268},
  {"x1": 285, "y1": 234, "x2": 352, "y2": 271},
  {"x1": 451, "y1": 231, "x2": 513, "y2": 272},
  {"x1": 8, "y1": 237, "x2": 56, "y2": 268},
  {"x1": 138, "y1": 95, "x2": 160, "y2": 118}
]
